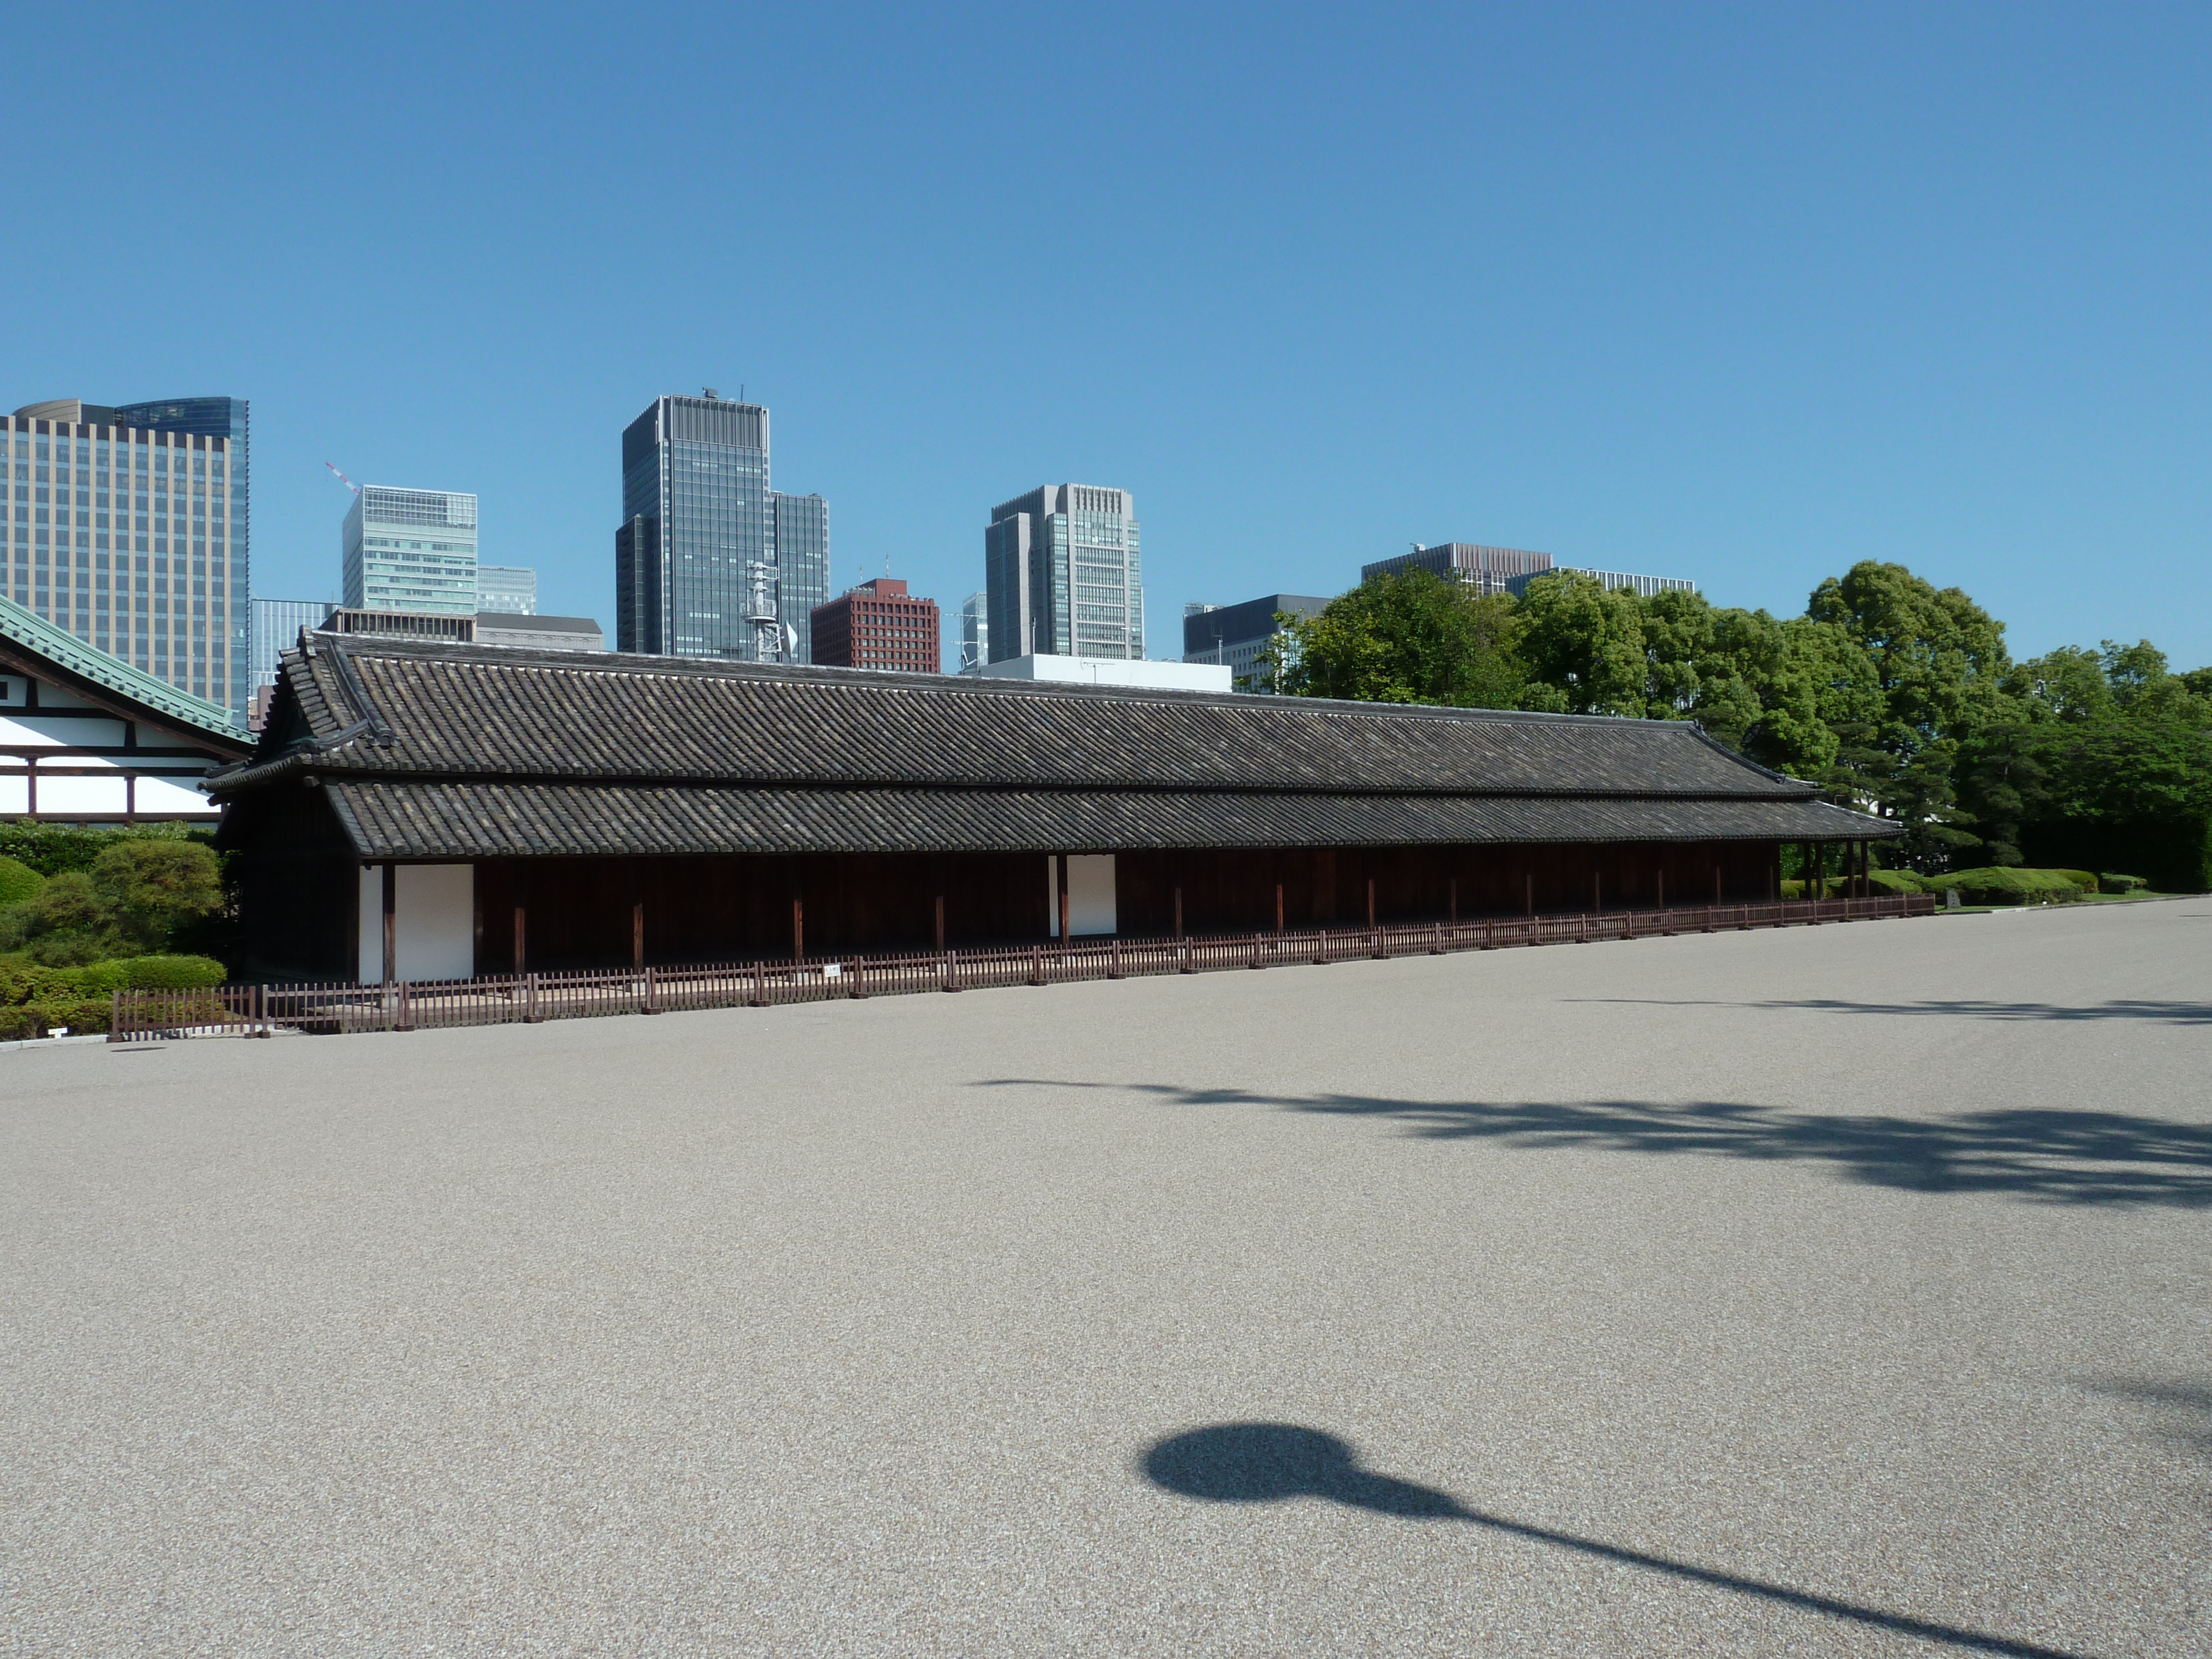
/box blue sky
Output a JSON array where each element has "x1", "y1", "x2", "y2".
[{"x1": 6, "y1": 3, "x2": 2208, "y2": 670}]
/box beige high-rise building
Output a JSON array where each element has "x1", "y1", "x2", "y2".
[{"x1": 7, "y1": 398, "x2": 249, "y2": 717}]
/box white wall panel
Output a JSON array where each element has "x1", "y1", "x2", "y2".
[
  {"x1": 1067, "y1": 854, "x2": 1117, "y2": 936},
  {"x1": 38, "y1": 775, "x2": 129, "y2": 815},
  {"x1": 358, "y1": 864, "x2": 476, "y2": 983}
]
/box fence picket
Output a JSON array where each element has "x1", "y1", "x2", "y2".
[{"x1": 106, "y1": 895, "x2": 1935, "y2": 1042}]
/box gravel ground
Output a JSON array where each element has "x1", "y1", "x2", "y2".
[{"x1": 3, "y1": 901, "x2": 2208, "y2": 1657}]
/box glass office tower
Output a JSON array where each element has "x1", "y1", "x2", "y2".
[
  {"x1": 984, "y1": 484, "x2": 1143, "y2": 662},
  {"x1": 7, "y1": 400, "x2": 248, "y2": 718},
  {"x1": 342, "y1": 487, "x2": 479, "y2": 614},
  {"x1": 249, "y1": 597, "x2": 332, "y2": 688},
  {"x1": 770, "y1": 492, "x2": 828, "y2": 665},
  {"x1": 476, "y1": 565, "x2": 537, "y2": 614},
  {"x1": 614, "y1": 392, "x2": 831, "y2": 662}
]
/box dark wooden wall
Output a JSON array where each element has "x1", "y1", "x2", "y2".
[
  {"x1": 231, "y1": 807, "x2": 1800, "y2": 979},
  {"x1": 467, "y1": 839, "x2": 1788, "y2": 972}
]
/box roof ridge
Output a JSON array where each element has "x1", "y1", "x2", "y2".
[{"x1": 293, "y1": 630, "x2": 1661, "y2": 727}]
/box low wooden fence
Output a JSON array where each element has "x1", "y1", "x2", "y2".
[{"x1": 108, "y1": 892, "x2": 1936, "y2": 1041}]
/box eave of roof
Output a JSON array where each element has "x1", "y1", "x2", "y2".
[
  {"x1": 315, "y1": 778, "x2": 1904, "y2": 861},
  {"x1": 0, "y1": 592, "x2": 251, "y2": 749}
]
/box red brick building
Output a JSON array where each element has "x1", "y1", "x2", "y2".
[{"x1": 811, "y1": 578, "x2": 940, "y2": 674}]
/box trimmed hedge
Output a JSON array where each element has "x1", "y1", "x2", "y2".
[
  {"x1": 0, "y1": 855, "x2": 43, "y2": 907},
  {"x1": 2099, "y1": 872, "x2": 2148, "y2": 894},
  {"x1": 0, "y1": 953, "x2": 226, "y2": 1040},
  {"x1": 1922, "y1": 867, "x2": 2086, "y2": 905}
]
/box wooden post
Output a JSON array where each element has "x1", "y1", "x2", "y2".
[
  {"x1": 632, "y1": 901, "x2": 644, "y2": 973},
  {"x1": 513, "y1": 906, "x2": 526, "y2": 975},
  {"x1": 1714, "y1": 865, "x2": 1723, "y2": 903},
  {"x1": 382, "y1": 863, "x2": 397, "y2": 985},
  {"x1": 1173, "y1": 885, "x2": 1183, "y2": 939},
  {"x1": 1448, "y1": 878, "x2": 1457, "y2": 926},
  {"x1": 1525, "y1": 872, "x2": 1534, "y2": 916},
  {"x1": 1593, "y1": 870, "x2": 1601, "y2": 913},
  {"x1": 1275, "y1": 883, "x2": 1285, "y2": 933},
  {"x1": 1366, "y1": 877, "x2": 1375, "y2": 928},
  {"x1": 1057, "y1": 855, "x2": 1070, "y2": 945},
  {"x1": 1656, "y1": 869, "x2": 1664, "y2": 910},
  {"x1": 935, "y1": 894, "x2": 945, "y2": 951}
]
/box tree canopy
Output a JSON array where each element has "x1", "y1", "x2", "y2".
[{"x1": 1271, "y1": 559, "x2": 2212, "y2": 885}]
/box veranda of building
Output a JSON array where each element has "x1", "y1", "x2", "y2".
[{"x1": 212, "y1": 633, "x2": 1897, "y2": 983}]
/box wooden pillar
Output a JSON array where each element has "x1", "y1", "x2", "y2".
[
  {"x1": 1366, "y1": 877, "x2": 1376, "y2": 928},
  {"x1": 1714, "y1": 864, "x2": 1723, "y2": 903},
  {"x1": 935, "y1": 893, "x2": 946, "y2": 951},
  {"x1": 632, "y1": 901, "x2": 644, "y2": 972},
  {"x1": 1525, "y1": 871, "x2": 1534, "y2": 916},
  {"x1": 792, "y1": 895, "x2": 805, "y2": 961},
  {"x1": 381, "y1": 863, "x2": 397, "y2": 985},
  {"x1": 512, "y1": 905, "x2": 526, "y2": 974},
  {"x1": 1275, "y1": 883, "x2": 1285, "y2": 933},
  {"x1": 1057, "y1": 855, "x2": 1070, "y2": 945},
  {"x1": 1173, "y1": 885, "x2": 1183, "y2": 938},
  {"x1": 1656, "y1": 869, "x2": 1664, "y2": 909},
  {"x1": 1448, "y1": 877, "x2": 1458, "y2": 925},
  {"x1": 1593, "y1": 869, "x2": 1601, "y2": 913}
]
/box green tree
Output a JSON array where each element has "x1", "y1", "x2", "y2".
[
  {"x1": 1513, "y1": 572, "x2": 1647, "y2": 715},
  {"x1": 1276, "y1": 568, "x2": 1528, "y2": 707},
  {"x1": 2, "y1": 839, "x2": 224, "y2": 964}
]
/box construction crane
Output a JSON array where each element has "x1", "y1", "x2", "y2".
[{"x1": 324, "y1": 462, "x2": 362, "y2": 497}]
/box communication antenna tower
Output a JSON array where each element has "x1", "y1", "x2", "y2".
[
  {"x1": 325, "y1": 462, "x2": 363, "y2": 497},
  {"x1": 745, "y1": 560, "x2": 783, "y2": 662}
]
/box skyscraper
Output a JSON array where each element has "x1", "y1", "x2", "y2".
[
  {"x1": 7, "y1": 399, "x2": 249, "y2": 718},
  {"x1": 959, "y1": 591, "x2": 987, "y2": 674},
  {"x1": 613, "y1": 392, "x2": 830, "y2": 662},
  {"x1": 984, "y1": 484, "x2": 1143, "y2": 663},
  {"x1": 343, "y1": 487, "x2": 479, "y2": 614}
]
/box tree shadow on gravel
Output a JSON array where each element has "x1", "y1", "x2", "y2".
[
  {"x1": 1140, "y1": 1423, "x2": 2087, "y2": 1658},
  {"x1": 982, "y1": 1082, "x2": 2212, "y2": 1207},
  {"x1": 1572, "y1": 997, "x2": 2212, "y2": 1025}
]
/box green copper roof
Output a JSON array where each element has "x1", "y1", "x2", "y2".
[{"x1": 0, "y1": 592, "x2": 249, "y2": 743}]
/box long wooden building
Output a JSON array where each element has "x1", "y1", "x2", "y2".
[{"x1": 212, "y1": 632, "x2": 1900, "y2": 983}]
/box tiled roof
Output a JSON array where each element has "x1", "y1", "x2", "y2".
[
  {"x1": 0, "y1": 593, "x2": 250, "y2": 745},
  {"x1": 217, "y1": 635, "x2": 1901, "y2": 857},
  {"x1": 322, "y1": 779, "x2": 1896, "y2": 859}
]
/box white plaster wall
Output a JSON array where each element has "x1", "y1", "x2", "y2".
[
  {"x1": 358, "y1": 864, "x2": 477, "y2": 983},
  {"x1": 133, "y1": 775, "x2": 218, "y2": 817},
  {"x1": 1066, "y1": 854, "x2": 1117, "y2": 936},
  {"x1": 37, "y1": 775, "x2": 129, "y2": 815}
]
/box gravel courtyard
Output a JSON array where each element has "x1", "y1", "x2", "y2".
[{"x1": 4, "y1": 902, "x2": 2208, "y2": 1657}]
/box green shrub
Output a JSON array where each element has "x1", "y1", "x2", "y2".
[
  {"x1": 0, "y1": 997, "x2": 109, "y2": 1040},
  {"x1": 120, "y1": 954, "x2": 227, "y2": 989},
  {"x1": 2099, "y1": 873, "x2": 2148, "y2": 894},
  {"x1": 0, "y1": 855, "x2": 43, "y2": 907},
  {"x1": 3, "y1": 841, "x2": 223, "y2": 962},
  {"x1": 1865, "y1": 868, "x2": 1926, "y2": 895},
  {"x1": 1924, "y1": 867, "x2": 2086, "y2": 905},
  {"x1": 0, "y1": 820, "x2": 209, "y2": 878},
  {"x1": 2048, "y1": 869, "x2": 2099, "y2": 893}
]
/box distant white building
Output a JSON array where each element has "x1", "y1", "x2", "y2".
[
  {"x1": 477, "y1": 565, "x2": 537, "y2": 614},
  {"x1": 343, "y1": 486, "x2": 478, "y2": 615},
  {"x1": 474, "y1": 613, "x2": 604, "y2": 651},
  {"x1": 977, "y1": 654, "x2": 1230, "y2": 693}
]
